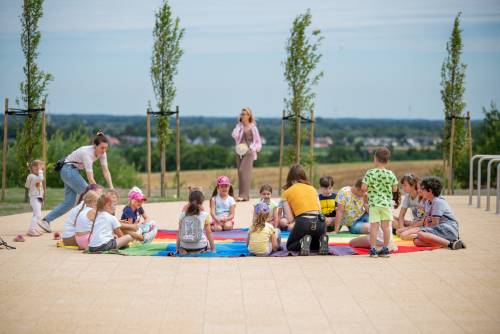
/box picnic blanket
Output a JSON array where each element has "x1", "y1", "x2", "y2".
[{"x1": 115, "y1": 229, "x2": 436, "y2": 257}]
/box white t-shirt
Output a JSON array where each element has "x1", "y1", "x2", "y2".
[
  {"x1": 179, "y1": 211, "x2": 210, "y2": 250},
  {"x1": 65, "y1": 145, "x2": 108, "y2": 172},
  {"x1": 25, "y1": 173, "x2": 44, "y2": 198},
  {"x1": 214, "y1": 194, "x2": 236, "y2": 218},
  {"x1": 75, "y1": 207, "x2": 94, "y2": 233},
  {"x1": 62, "y1": 202, "x2": 84, "y2": 238},
  {"x1": 88, "y1": 211, "x2": 121, "y2": 248}
]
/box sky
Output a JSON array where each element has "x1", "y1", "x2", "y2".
[{"x1": 0, "y1": 0, "x2": 499, "y2": 119}]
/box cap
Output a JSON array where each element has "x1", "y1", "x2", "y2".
[
  {"x1": 217, "y1": 175, "x2": 231, "y2": 186},
  {"x1": 128, "y1": 186, "x2": 147, "y2": 201},
  {"x1": 254, "y1": 202, "x2": 270, "y2": 215}
]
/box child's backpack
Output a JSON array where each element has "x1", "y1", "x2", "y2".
[{"x1": 179, "y1": 215, "x2": 203, "y2": 243}]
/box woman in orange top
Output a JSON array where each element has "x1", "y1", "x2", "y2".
[{"x1": 282, "y1": 164, "x2": 329, "y2": 255}]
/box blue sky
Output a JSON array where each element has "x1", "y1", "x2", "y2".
[{"x1": 0, "y1": 0, "x2": 499, "y2": 119}]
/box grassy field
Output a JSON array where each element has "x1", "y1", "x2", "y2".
[{"x1": 0, "y1": 160, "x2": 441, "y2": 217}]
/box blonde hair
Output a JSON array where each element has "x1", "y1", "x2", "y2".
[
  {"x1": 29, "y1": 159, "x2": 44, "y2": 172},
  {"x1": 72, "y1": 190, "x2": 99, "y2": 226},
  {"x1": 251, "y1": 211, "x2": 267, "y2": 233},
  {"x1": 239, "y1": 107, "x2": 255, "y2": 124}
]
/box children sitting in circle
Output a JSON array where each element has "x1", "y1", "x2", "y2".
[
  {"x1": 88, "y1": 190, "x2": 132, "y2": 253},
  {"x1": 177, "y1": 189, "x2": 216, "y2": 254},
  {"x1": 210, "y1": 176, "x2": 236, "y2": 231},
  {"x1": 25, "y1": 160, "x2": 45, "y2": 237},
  {"x1": 259, "y1": 184, "x2": 279, "y2": 227},
  {"x1": 397, "y1": 176, "x2": 465, "y2": 250},
  {"x1": 393, "y1": 174, "x2": 423, "y2": 232},
  {"x1": 318, "y1": 176, "x2": 337, "y2": 231},
  {"x1": 247, "y1": 202, "x2": 281, "y2": 256},
  {"x1": 119, "y1": 186, "x2": 158, "y2": 243},
  {"x1": 62, "y1": 184, "x2": 104, "y2": 246}
]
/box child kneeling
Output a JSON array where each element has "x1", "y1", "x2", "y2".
[
  {"x1": 247, "y1": 202, "x2": 281, "y2": 256},
  {"x1": 177, "y1": 189, "x2": 216, "y2": 254}
]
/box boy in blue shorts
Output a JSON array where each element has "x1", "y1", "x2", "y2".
[{"x1": 362, "y1": 147, "x2": 398, "y2": 258}]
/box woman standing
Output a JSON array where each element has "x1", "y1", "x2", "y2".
[
  {"x1": 231, "y1": 107, "x2": 262, "y2": 201},
  {"x1": 38, "y1": 132, "x2": 114, "y2": 233},
  {"x1": 282, "y1": 164, "x2": 329, "y2": 256}
]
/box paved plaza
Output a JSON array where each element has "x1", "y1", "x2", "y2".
[{"x1": 1, "y1": 196, "x2": 500, "y2": 334}]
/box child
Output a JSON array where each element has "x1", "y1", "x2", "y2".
[
  {"x1": 277, "y1": 199, "x2": 293, "y2": 231},
  {"x1": 318, "y1": 176, "x2": 337, "y2": 231},
  {"x1": 393, "y1": 174, "x2": 421, "y2": 230},
  {"x1": 362, "y1": 147, "x2": 398, "y2": 258},
  {"x1": 259, "y1": 184, "x2": 279, "y2": 227},
  {"x1": 62, "y1": 184, "x2": 104, "y2": 246},
  {"x1": 210, "y1": 176, "x2": 236, "y2": 231},
  {"x1": 74, "y1": 190, "x2": 100, "y2": 250},
  {"x1": 182, "y1": 186, "x2": 205, "y2": 212},
  {"x1": 88, "y1": 190, "x2": 133, "y2": 253},
  {"x1": 25, "y1": 160, "x2": 45, "y2": 236},
  {"x1": 177, "y1": 189, "x2": 216, "y2": 254},
  {"x1": 120, "y1": 186, "x2": 158, "y2": 243},
  {"x1": 398, "y1": 177, "x2": 465, "y2": 250},
  {"x1": 247, "y1": 202, "x2": 281, "y2": 256}
]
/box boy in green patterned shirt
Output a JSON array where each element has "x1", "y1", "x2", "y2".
[{"x1": 362, "y1": 147, "x2": 398, "y2": 258}]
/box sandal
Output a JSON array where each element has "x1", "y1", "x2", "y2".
[{"x1": 13, "y1": 235, "x2": 25, "y2": 242}]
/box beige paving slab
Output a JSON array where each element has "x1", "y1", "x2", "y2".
[{"x1": 1, "y1": 196, "x2": 500, "y2": 334}]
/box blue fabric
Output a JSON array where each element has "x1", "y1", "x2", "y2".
[
  {"x1": 156, "y1": 242, "x2": 250, "y2": 257},
  {"x1": 121, "y1": 206, "x2": 144, "y2": 223},
  {"x1": 348, "y1": 212, "x2": 369, "y2": 234},
  {"x1": 44, "y1": 164, "x2": 88, "y2": 223}
]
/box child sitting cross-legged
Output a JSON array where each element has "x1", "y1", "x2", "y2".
[
  {"x1": 177, "y1": 189, "x2": 216, "y2": 254},
  {"x1": 120, "y1": 187, "x2": 158, "y2": 243},
  {"x1": 210, "y1": 176, "x2": 236, "y2": 231},
  {"x1": 398, "y1": 176, "x2": 465, "y2": 250},
  {"x1": 247, "y1": 202, "x2": 281, "y2": 256},
  {"x1": 318, "y1": 176, "x2": 337, "y2": 231}
]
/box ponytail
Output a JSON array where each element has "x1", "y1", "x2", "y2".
[
  {"x1": 252, "y1": 212, "x2": 267, "y2": 232},
  {"x1": 72, "y1": 203, "x2": 87, "y2": 226},
  {"x1": 88, "y1": 193, "x2": 109, "y2": 242},
  {"x1": 93, "y1": 131, "x2": 108, "y2": 146},
  {"x1": 186, "y1": 190, "x2": 204, "y2": 216}
]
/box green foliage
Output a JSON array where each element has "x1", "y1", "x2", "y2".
[
  {"x1": 93, "y1": 150, "x2": 142, "y2": 189},
  {"x1": 150, "y1": 0, "x2": 185, "y2": 151},
  {"x1": 14, "y1": 0, "x2": 53, "y2": 188},
  {"x1": 283, "y1": 9, "x2": 323, "y2": 163},
  {"x1": 441, "y1": 12, "x2": 467, "y2": 179}
]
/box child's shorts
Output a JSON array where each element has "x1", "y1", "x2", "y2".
[
  {"x1": 75, "y1": 233, "x2": 90, "y2": 250},
  {"x1": 88, "y1": 239, "x2": 117, "y2": 253},
  {"x1": 369, "y1": 207, "x2": 393, "y2": 223}
]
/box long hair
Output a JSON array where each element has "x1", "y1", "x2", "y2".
[
  {"x1": 393, "y1": 189, "x2": 401, "y2": 209},
  {"x1": 211, "y1": 185, "x2": 235, "y2": 198},
  {"x1": 239, "y1": 107, "x2": 255, "y2": 124},
  {"x1": 186, "y1": 190, "x2": 204, "y2": 216},
  {"x1": 251, "y1": 211, "x2": 267, "y2": 233},
  {"x1": 89, "y1": 190, "x2": 119, "y2": 239},
  {"x1": 72, "y1": 190, "x2": 99, "y2": 226},
  {"x1": 283, "y1": 164, "x2": 310, "y2": 190}
]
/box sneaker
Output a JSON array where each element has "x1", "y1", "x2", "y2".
[
  {"x1": 319, "y1": 234, "x2": 329, "y2": 255},
  {"x1": 369, "y1": 247, "x2": 378, "y2": 258},
  {"x1": 27, "y1": 229, "x2": 42, "y2": 237},
  {"x1": 37, "y1": 219, "x2": 51, "y2": 233},
  {"x1": 450, "y1": 239, "x2": 466, "y2": 250},
  {"x1": 299, "y1": 235, "x2": 312, "y2": 256},
  {"x1": 378, "y1": 246, "x2": 391, "y2": 258}
]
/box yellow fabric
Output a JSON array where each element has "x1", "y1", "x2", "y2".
[
  {"x1": 369, "y1": 206, "x2": 393, "y2": 223},
  {"x1": 319, "y1": 196, "x2": 336, "y2": 216},
  {"x1": 248, "y1": 223, "x2": 275, "y2": 255},
  {"x1": 283, "y1": 183, "x2": 320, "y2": 217}
]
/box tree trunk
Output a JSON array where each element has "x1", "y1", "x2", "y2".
[{"x1": 160, "y1": 145, "x2": 166, "y2": 198}]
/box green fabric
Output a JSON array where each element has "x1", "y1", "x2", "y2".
[{"x1": 362, "y1": 168, "x2": 398, "y2": 208}]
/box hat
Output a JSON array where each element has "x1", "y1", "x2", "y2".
[
  {"x1": 254, "y1": 202, "x2": 270, "y2": 215},
  {"x1": 128, "y1": 186, "x2": 147, "y2": 201},
  {"x1": 217, "y1": 175, "x2": 231, "y2": 186}
]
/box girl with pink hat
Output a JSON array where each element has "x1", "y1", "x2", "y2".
[{"x1": 210, "y1": 176, "x2": 236, "y2": 231}]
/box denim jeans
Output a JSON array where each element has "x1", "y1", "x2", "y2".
[
  {"x1": 348, "y1": 212, "x2": 369, "y2": 234},
  {"x1": 43, "y1": 164, "x2": 88, "y2": 224}
]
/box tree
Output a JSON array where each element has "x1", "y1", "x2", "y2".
[
  {"x1": 14, "y1": 0, "x2": 53, "y2": 194},
  {"x1": 150, "y1": 0, "x2": 184, "y2": 197},
  {"x1": 440, "y1": 12, "x2": 467, "y2": 192},
  {"x1": 283, "y1": 9, "x2": 323, "y2": 164}
]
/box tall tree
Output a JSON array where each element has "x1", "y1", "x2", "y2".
[
  {"x1": 441, "y1": 12, "x2": 467, "y2": 192},
  {"x1": 150, "y1": 0, "x2": 184, "y2": 197},
  {"x1": 15, "y1": 0, "x2": 53, "y2": 197},
  {"x1": 283, "y1": 9, "x2": 323, "y2": 164}
]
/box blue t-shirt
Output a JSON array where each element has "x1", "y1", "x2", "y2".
[{"x1": 121, "y1": 206, "x2": 145, "y2": 223}]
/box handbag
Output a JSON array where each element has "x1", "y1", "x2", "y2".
[
  {"x1": 54, "y1": 157, "x2": 77, "y2": 173},
  {"x1": 235, "y1": 143, "x2": 249, "y2": 158}
]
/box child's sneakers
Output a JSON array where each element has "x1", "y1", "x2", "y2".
[
  {"x1": 299, "y1": 235, "x2": 312, "y2": 256},
  {"x1": 449, "y1": 239, "x2": 466, "y2": 250},
  {"x1": 37, "y1": 219, "x2": 51, "y2": 233},
  {"x1": 378, "y1": 246, "x2": 391, "y2": 258},
  {"x1": 27, "y1": 229, "x2": 42, "y2": 237},
  {"x1": 319, "y1": 234, "x2": 329, "y2": 255},
  {"x1": 369, "y1": 247, "x2": 378, "y2": 258}
]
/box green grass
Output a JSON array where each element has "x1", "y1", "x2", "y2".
[{"x1": 0, "y1": 188, "x2": 184, "y2": 217}]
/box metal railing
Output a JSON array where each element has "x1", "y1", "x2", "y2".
[{"x1": 469, "y1": 154, "x2": 500, "y2": 214}]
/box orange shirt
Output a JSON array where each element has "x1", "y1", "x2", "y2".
[{"x1": 283, "y1": 183, "x2": 320, "y2": 217}]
